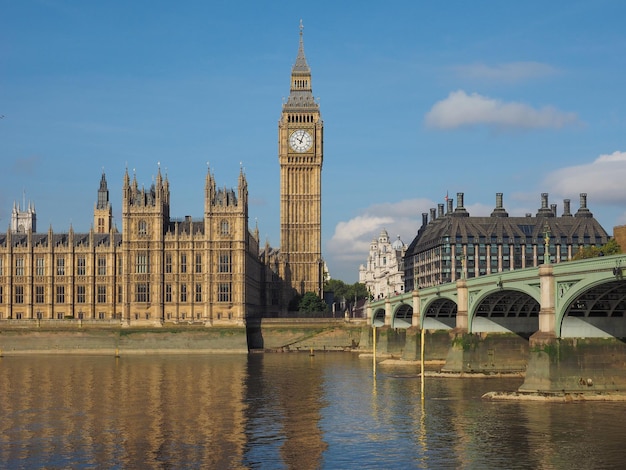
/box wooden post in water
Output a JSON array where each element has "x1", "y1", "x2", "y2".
[
  {"x1": 420, "y1": 326, "x2": 425, "y2": 401},
  {"x1": 372, "y1": 325, "x2": 376, "y2": 376}
]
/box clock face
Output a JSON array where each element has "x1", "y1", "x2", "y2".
[{"x1": 289, "y1": 129, "x2": 313, "y2": 152}]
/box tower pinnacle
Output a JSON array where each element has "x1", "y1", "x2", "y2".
[
  {"x1": 293, "y1": 20, "x2": 310, "y2": 74},
  {"x1": 285, "y1": 20, "x2": 316, "y2": 110}
]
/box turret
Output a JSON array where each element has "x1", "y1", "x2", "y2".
[
  {"x1": 94, "y1": 171, "x2": 112, "y2": 233},
  {"x1": 10, "y1": 195, "x2": 37, "y2": 233}
]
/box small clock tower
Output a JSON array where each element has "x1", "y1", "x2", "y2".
[{"x1": 278, "y1": 21, "x2": 324, "y2": 304}]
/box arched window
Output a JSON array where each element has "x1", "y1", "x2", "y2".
[
  {"x1": 138, "y1": 220, "x2": 147, "y2": 235},
  {"x1": 220, "y1": 220, "x2": 230, "y2": 235}
]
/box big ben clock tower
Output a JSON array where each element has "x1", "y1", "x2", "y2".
[{"x1": 279, "y1": 21, "x2": 323, "y2": 304}]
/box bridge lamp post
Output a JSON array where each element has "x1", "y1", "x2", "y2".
[{"x1": 543, "y1": 224, "x2": 551, "y2": 265}]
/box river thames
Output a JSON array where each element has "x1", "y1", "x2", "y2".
[{"x1": 0, "y1": 353, "x2": 625, "y2": 469}]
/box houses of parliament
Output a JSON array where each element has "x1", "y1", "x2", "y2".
[{"x1": 0, "y1": 25, "x2": 323, "y2": 325}]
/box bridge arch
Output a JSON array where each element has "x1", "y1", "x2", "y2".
[
  {"x1": 421, "y1": 297, "x2": 457, "y2": 330},
  {"x1": 392, "y1": 302, "x2": 413, "y2": 329},
  {"x1": 469, "y1": 288, "x2": 540, "y2": 335},
  {"x1": 558, "y1": 278, "x2": 626, "y2": 338},
  {"x1": 372, "y1": 307, "x2": 386, "y2": 327}
]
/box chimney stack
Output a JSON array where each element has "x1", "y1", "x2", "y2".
[
  {"x1": 575, "y1": 193, "x2": 592, "y2": 218},
  {"x1": 563, "y1": 199, "x2": 572, "y2": 217},
  {"x1": 537, "y1": 192, "x2": 554, "y2": 217},
  {"x1": 491, "y1": 192, "x2": 509, "y2": 217},
  {"x1": 454, "y1": 192, "x2": 469, "y2": 217}
]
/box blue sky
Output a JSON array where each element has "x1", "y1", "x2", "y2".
[{"x1": 3, "y1": 1, "x2": 626, "y2": 282}]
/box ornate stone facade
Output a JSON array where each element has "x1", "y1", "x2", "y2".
[
  {"x1": 359, "y1": 229, "x2": 407, "y2": 299},
  {"x1": 0, "y1": 167, "x2": 263, "y2": 325}
]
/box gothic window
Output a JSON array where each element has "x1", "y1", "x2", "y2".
[
  {"x1": 219, "y1": 252, "x2": 232, "y2": 273},
  {"x1": 165, "y1": 284, "x2": 172, "y2": 303},
  {"x1": 195, "y1": 254, "x2": 202, "y2": 273},
  {"x1": 15, "y1": 257, "x2": 24, "y2": 276},
  {"x1": 220, "y1": 220, "x2": 230, "y2": 235},
  {"x1": 77, "y1": 256, "x2": 86, "y2": 276},
  {"x1": 136, "y1": 253, "x2": 149, "y2": 274},
  {"x1": 76, "y1": 286, "x2": 86, "y2": 304},
  {"x1": 36, "y1": 257, "x2": 45, "y2": 276},
  {"x1": 0, "y1": 257, "x2": 3, "y2": 276},
  {"x1": 180, "y1": 284, "x2": 187, "y2": 302},
  {"x1": 56, "y1": 286, "x2": 65, "y2": 304},
  {"x1": 97, "y1": 217, "x2": 105, "y2": 233},
  {"x1": 118, "y1": 285, "x2": 123, "y2": 303},
  {"x1": 218, "y1": 283, "x2": 231, "y2": 302},
  {"x1": 138, "y1": 220, "x2": 147, "y2": 235},
  {"x1": 0, "y1": 286, "x2": 3, "y2": 303},
  {"x1": 135, "y1": 283, "x2": 149, "y2": 302},
  {"x1": 165, "y1": 254, "x2": 172, "y2": 273},
  {"x1": 180, "y1": 254, "x2": 187, "y2": 273},
  {"x1": 117, "y1": 256, "x2": 123, "y2": 275},
  {"x1": 56, "y1": 257, "x2": 65, "y2": 276},
  {"x1": 97, "y1": 285, "x2": 106, "y2": 303},
  {"x1": 195, "y1": 283, "x2": 202, "y2": 302},
  {"x1": 15, "y1": 286, "x2": 24, "y2": 304},
  {"x1": 98, "y1": 256, "x2": 106, "y2": 276}
]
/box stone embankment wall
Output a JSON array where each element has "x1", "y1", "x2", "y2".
[
  {"x1": 0, "y1": 328, "x2": 250, "y2": 355},
  {"x1": 0, "y1": 320, "x2": 367, "y2": 355},
  {"x1": 247, "y1": 319, "x2": 365, "y2": 352}
]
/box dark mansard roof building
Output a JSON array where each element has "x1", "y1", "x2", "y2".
[{"x1": 404, "y1": 192, "x2": 609, "y2": 290}]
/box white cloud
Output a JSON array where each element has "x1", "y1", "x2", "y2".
[
  {"x1": 453, "y1": 62, "x2": 558, "y2": 82},
  {"x1": 325, "y1": 198, "x2": 432, "y2": 282},
  {"x1": 324, "y1": 154, "x2": 626, "y2": 282},
  {"x1": 425, "y1": 90, "x2": 580, "y2": 130},
  {"x1": 543, "y1": 151, "x2": 626, "y2": 204}
]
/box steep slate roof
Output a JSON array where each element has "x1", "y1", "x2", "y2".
[
  {"x1": 0, "y1": 232, "x2": 122, "y2": 248},
  {"x1": 406, "y1": 194, "x2": 609, "y2": 257},
  {"x1": 166, "y1": 219, "x2": 205, "y2": 236}
]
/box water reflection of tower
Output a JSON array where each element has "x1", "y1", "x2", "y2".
[{"x1": 243, "y1": 354, "x2": 327, "y2": 469}]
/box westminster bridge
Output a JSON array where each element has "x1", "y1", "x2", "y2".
[{"x1": 367, "y1": 253, "x2": 626, "y2": 394}]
